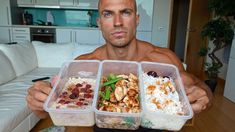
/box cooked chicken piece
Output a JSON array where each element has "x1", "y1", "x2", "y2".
[
  {"x1": 117, "y1": 74, "x2": 129, "y2": 79},
  {"x1": 127, "y1": 81, "x2": 138, "y2": 90},
  {"x1": 123, "y1": 96, "x2": 139, "y2": 107},
  {"x1": 115, "y1": 79, "x2": 128, "y2": 88},
  {"x1": 115, "y1": 86, "x2": 127, "y2": 101},
  {"x1": 110, "y1": 93, "x2": 117, "y2": 103},
  {"x1": 127, "y1": 88, "x2": 138, "y2": 98},
  {"x1": 128, "y1": 73, "x2": 138, "y2": 81}
]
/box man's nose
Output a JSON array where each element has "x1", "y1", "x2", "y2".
[{"x1": 114, "y1": 14, "x2": 123, "y2": 27}]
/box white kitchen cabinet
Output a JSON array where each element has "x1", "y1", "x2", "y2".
[
  {"x1": 137, "y1": 31, "x2": 152, "y2": 43},
  {"x1": 151, "y1": 0, "x2": 171, "y2": 48},
  {"x1": 56, "y1": 28, "x2": 100, "y2": 44},
  {"x1": 0, "y1": 0, "x2": 11, "y2": 26},
  {"x1": 136, "y1": 0, "x2": 154, "y2": 32},
  {"x1": 74, "y1": 29, "x2": 100, "y2": 44},
  {"x1": 0, "y1": 27, "x2": 12, "y2": 43},
  {"x1": 59, "y1": 0, "x2": 77, "y2": 7},
  {"x1": 18, "y1": 0, "x2": 59, "y2": 6},
  {"x1": 35, "y1": 0, "x2": 59, "y2": 5},
  {"x1": 17, "y1": 0, "x2": 34, "y2": 5},
  {"x1": 78, "y1": 0, "x2": 98, "y2": 9},
  {"x1": 56, "y1": 28, "x2": 73, "y2": 43},
  {"x1": 59, "y1": 0, "x2": 98, "y2": 9},
  {"x1": 11, "y1": 27, "x2": 30, "y2": 43}
]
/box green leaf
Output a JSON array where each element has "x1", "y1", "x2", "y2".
[
  {"x1": 104, "y1": 88, "x2": 111, "y2": 100},
  {"x1": 111, "y1": 83, "x2": 115, "y2": 91},
  {"x1": 108, "y1": 73, "x2": 116, "y2": 80},
  {"x1": 99, "y1": 91, "x2": 106, "y2": 99},
  {"x1": 103, "y1": 77, "x2": 123, "y2": 87}
]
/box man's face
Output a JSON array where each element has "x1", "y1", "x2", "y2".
[{"x1": 97, "y1": 0, "x2": 139, "y2": 48}]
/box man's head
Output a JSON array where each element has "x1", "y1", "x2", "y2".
[{"x1": 97, "y1": 0, "x2": 139, "y2": 48}]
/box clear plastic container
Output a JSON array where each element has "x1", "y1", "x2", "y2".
[
  {"x1": 44, "y1": 60, "x2": 101, "y2": 126},
  {"x1": 93, "y1": 60, "x2": 142, "y2": 130},
  {"x1": 139, "y1": 61, "x2": 193, "y2": 131}
]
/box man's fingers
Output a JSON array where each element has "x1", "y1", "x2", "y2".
[
  {"x1": 191, "y1": 97, "x2": 208, "y2": 113},
  {"x1": 26, "y1": 95, "x2": 44, "y2": 111},
  {"x1": 187, "y1": 87, "x2": 207, "y2": 103},
  {"x1": 33, "y1": 81, "x2": 52, "y2": 95}
]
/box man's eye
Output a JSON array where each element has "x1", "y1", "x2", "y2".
[
  {"x1": 103, "y1": 12, "x2": 112, "y2": 18},
  {"x1": 122, "y1": 11, "x2": 131, "y2": 16}
]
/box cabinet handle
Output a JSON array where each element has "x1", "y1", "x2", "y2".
[
  {"x1": 8, "y1": 29, "x2": 12, "y2": 42},
  {"x1": 15, "y1": 30, "x2": 26, "y2": 32},
  {"x1": 70, "y1": 31, "x2": 72, "y2": 43},
  {"x1": 76, "y1": 0, "x2": 79, "y2": 6},
  {"x1": 6, "y1": 7, "x2": 10, "y2": 25},
  {"x1": 15, "y1": 36, "x2": 27, "y2": 38},
  {"x1": 74, "y1": 31, "x2": 77, "y2": 43}
]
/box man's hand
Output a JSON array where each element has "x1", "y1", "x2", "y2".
[
  {"x1": 181, "y1": 72, "x2": 212, "y2": 114},
  {"x1": 185, "y1": 85, "x2": 210, "y2": 113},
  {"x1": 26, "y1": 81, "x2": 52, "y2": 119}
]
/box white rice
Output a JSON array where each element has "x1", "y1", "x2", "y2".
[{"x1": 143, "y1": 73, "x2": 183, "y2": 115}]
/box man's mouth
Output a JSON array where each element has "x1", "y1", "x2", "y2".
[{"x1": 111, "y1": 31, "x2": 127, "y2": 38}]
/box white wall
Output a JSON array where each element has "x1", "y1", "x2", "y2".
[{"x1": 151, "y1": 0, "x2": 171, "y2": 48}]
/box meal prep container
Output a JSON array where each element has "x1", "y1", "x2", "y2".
[
  {"x1": 44, "y1": 60, "x2": 101, "y2": 126},
  {"x1": 93, "y1": 60, "x2": 142, "y2": 130},
  {"x1": 139, "y1": 61, "x2": 193, "y2": 131}
]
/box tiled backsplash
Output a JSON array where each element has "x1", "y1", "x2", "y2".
[{"x1": 25, "y1": 8, "x2": 99, "y2": 27}]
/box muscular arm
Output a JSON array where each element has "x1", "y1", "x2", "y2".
[
  {"x1": 181, "y1": 71, "x2": 213, "y2": 113},
  {"x1": 149, "y1": 47, "x2": 213, "y2": 113}
]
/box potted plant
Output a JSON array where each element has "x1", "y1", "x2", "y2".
[{"x1": 200, "y1": 0, "x2": 235, "y2": 92}]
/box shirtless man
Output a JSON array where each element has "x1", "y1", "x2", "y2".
[{"x1": 27, "y1": 0, "x2": 212, "y2": 131}]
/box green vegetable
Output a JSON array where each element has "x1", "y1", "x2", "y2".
[
  {"x1": 111, "y1": 83, "x2": 115, "y2": 91},
  {"x1": 99, "y1": 91, "x2": 105, "y2": 99},
  {"x1": 103, "y1": 77, "x2": 122, "y2": 87},
  {"x1": 108, "y1": 73, "x2": 116, "y2": 80},
  {"x1": 105, "y1": 88, "x2": 111, "y2": 100}
]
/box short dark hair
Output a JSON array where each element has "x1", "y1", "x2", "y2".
[{"x1": 98, "y1": 0, "x2": 137, "y2": 13}]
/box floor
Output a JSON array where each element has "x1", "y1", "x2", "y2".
[
  {"x1": 178, "y1": 79, "x2": 235, "y2": 132},
  {"x1": 31, "y1": 79, "x2": 235, "y2": 132}
]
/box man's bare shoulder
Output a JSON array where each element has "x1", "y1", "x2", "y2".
[
  {"x1": 75, "y1": 45, "x2": 106, "y2": 60},
  {"x1": 143, "y1": 43, "x2": 185, "y2": 71}
]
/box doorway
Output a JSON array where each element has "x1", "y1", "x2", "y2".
[
  {"x1": 169, "y1": 0, "x2": 190, "y2": 62},
  {"x1": 169, "y1": 0, "x2": 210, "y2": 78}
]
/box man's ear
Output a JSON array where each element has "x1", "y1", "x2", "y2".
[{"x1": 136, "y1": 14, "x2": 140, "y2": 26}]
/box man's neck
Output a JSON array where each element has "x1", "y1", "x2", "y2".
[{"x1": 106, "y1": 39, "x2": 139, "y2": 61}]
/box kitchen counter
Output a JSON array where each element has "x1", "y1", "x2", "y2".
[{"x1": 12, "y1": 25, "x2": 100, "y2": 30}]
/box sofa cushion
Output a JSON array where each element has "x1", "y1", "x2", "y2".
[
  {"x1": 72, "y1": 43, "x2": 102, "y2": 58},
  {"x1": 0, "y1": 50, "x2": 16, "y2": 85},
  {"x1": 0, "y1": 43, "x2": 38, "y2": 77},
  {"x1": 0, "y1": 67, "x2": 59, "y2": 132},
  {"x1": 32, "y1": 41, "x2": 75, "y2": 68}
]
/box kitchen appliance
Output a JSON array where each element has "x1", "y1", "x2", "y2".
[
  {"x1": 30, "y1": 27, "x2": 56, "y2": 43},
  {"x1": 22, "y1": 11, "x2": 33, "y2": 25}
]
